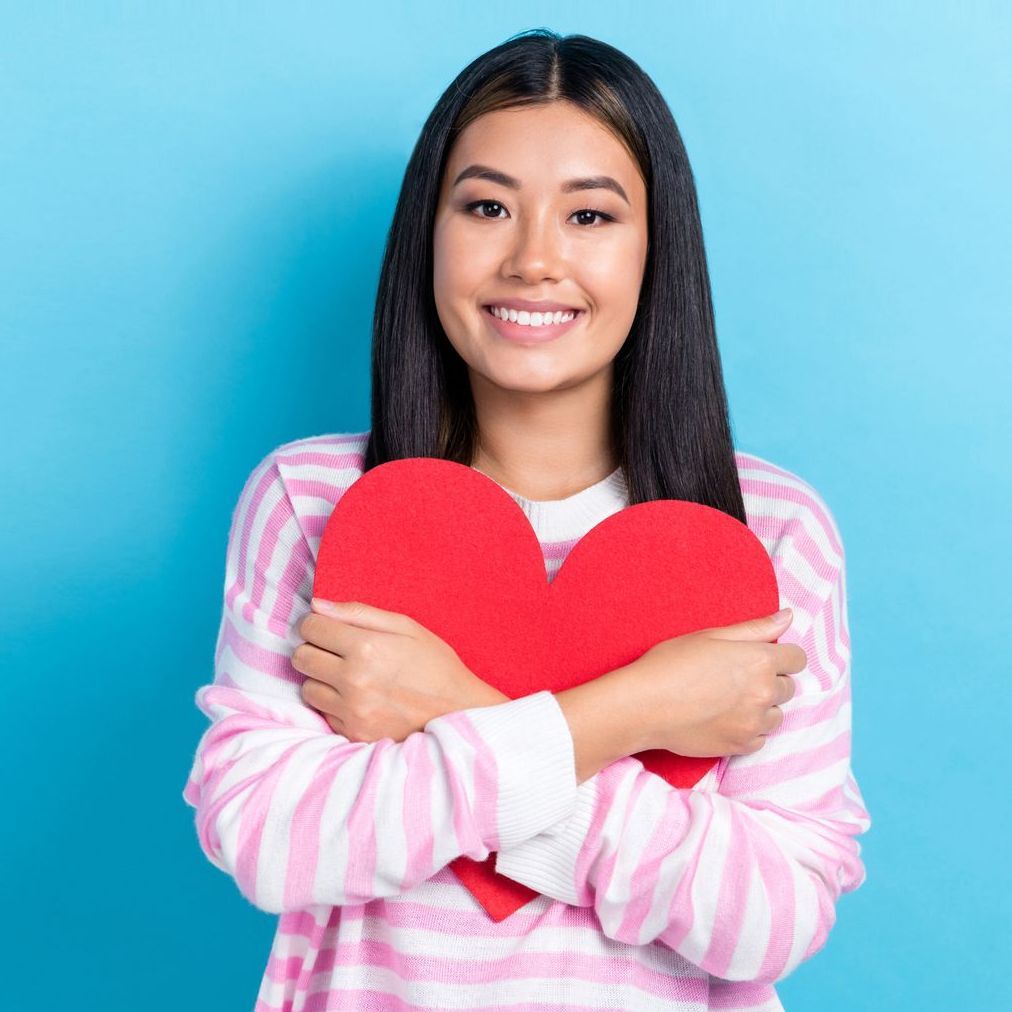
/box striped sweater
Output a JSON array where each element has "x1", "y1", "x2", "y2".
[{"x1": 182, "y1": 429, "x2": 871, "y2": 1011}]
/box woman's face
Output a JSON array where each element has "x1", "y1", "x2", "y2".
[{"x1": 432, "y1": 100, "x2": 649, "y2": 397}]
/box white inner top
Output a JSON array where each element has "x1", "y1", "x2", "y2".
[{"x1": 474, "y1": 465, "x2": 629, "y2": 543}]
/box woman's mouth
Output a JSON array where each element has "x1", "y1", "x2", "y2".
[{"x1": 482, "y1": 304, "x2": 585, "y2": 344}]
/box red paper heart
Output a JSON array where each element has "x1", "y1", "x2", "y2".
[{"x1": 313, "y1": 458, "x2": 779, "y2": 920}]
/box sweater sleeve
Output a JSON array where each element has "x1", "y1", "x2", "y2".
[
  {"x1": 494, "y1": 498, "x2": 871, "y2": 985},
  {"x1": 181, "y1": 450, "x2": 579, "y2": 914}
]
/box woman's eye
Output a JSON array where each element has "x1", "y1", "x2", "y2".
[
  {"x1": 466, "y1": 200, "x2": 508, "y2": 219},
  {"x1": 570, "y1": 208, "x2": 613, "y2": 226}
]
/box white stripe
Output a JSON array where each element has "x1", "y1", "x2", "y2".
[
  {"x1": 726, "y1": 854, "x2": 770, "y2": 980},
  {"x1": 255, "y1": 734, "x2": 334, "y2": 910}
]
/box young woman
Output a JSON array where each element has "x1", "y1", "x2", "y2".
[{"x1": 184, "y1": 29, "x2": 871, "y2": 1011}]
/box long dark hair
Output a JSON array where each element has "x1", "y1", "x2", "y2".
[{"x1": 362, "y1": 28, "x2": 746, "y2": 524}]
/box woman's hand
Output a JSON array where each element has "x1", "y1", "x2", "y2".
[
  {"x1": 622, "y1": 608, "x2": 807, "y2": 758},
  {"x1": 293, "y1": 598, "x2": 502, "y2": 743}
]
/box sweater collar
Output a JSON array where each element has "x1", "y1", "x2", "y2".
[{"x1": 476, "y1": 465, "x2": 629, "y2": 543}]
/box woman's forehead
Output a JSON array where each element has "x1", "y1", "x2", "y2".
[{"x1": 443, "y1": 105, "x2": 644, "y2": 198}]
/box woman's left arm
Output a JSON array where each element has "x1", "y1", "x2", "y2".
[{"x1": 494, "y1": 509, "x2": 872, "y2": 985}]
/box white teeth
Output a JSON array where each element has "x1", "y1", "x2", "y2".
[{"x1": 490, "y1": 306, "x2": 577, "y2": 326}]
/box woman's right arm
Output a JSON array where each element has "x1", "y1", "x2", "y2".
[{"x1": 181, "y1": 450, "x2": 580, "y2": 914}]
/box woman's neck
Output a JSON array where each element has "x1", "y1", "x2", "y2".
[{"x1": 470, "y1": 421, "x2": 618, "y2": 502}]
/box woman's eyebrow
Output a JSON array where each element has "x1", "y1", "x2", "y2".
[{"x1": 452, "y1": 163, "x2": 630, "y2": 206}]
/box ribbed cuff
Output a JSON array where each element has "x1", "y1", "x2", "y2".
[
  {"x1": 494, "y1": 777, "x2": 598, "y2": 905},
  {"x1": 457, "y1": 690, "x2": 578, "y2": 850}
]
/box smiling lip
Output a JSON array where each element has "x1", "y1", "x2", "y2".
[
  {"x1": 482, "y1": 305, "x2": 584, "y2": 344},
  {"x1": 485, "y1": 298, "x2": 582, "y2": 313}
]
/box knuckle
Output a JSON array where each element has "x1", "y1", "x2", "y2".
[
  {"x1": 732, "y1": 721, "x2": 755, "y2": 752},
  {"x1": 353, "y1": 702, "x2": 377, "y2": 726},
  {"x1": 343, "y1": 665, "x2": 368, "y2": 690},
  {"x1": 344, "y1": 708, "x2": 376, "y2": 742},
  {"x1": 745, "y1": 678, "x2": 772, "y2": 708}
]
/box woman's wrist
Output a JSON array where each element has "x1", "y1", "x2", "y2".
[
  {"x1": 466, "y1": 677, "x2": 511, "y2": 708},
  {"x1": 553, "y1": 665, "x2": 646, "y2": 784},
  {"x1": 458, "y1": 667, "x2": 649, "y2": 785}
]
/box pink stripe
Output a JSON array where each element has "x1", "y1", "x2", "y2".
[
  {"x1": 615, "y1": 787, "x2": 692, "y2": 942},
  {"x1": 402, "y1": 725, "x2": 437, "y2": 887},
  {"x1": 572, "y1": 760, "x2": 630, "y2": 907},
  {"x1": 272, "y1": 884, "x2": 603, "y2": 939},
  {"x1": 276, "y1": 445, "x2": 367, "y2": 468},
  {"x1": 658, "y1": 792, "x2": 716, "y2": 953},
  {"x1": 262, "y1": 938, "x2": 710, "y2": 1000},
  {"x1": 587, "y1": 770, "x2": 650, "y2": 932},
  {"x1": 769, "y1": 518, "x2": 840, "y2": 587},
  {"x1": 233, "y1": 740, "x2": 306, "y2": 904},
  {"x1": 282, "y1": 746, "x2": 347, "y2": 909},
  {"x1": 267, "y1": 535, "x2": 312, "y2": 633},
  {"x1": 720, "y1": 729, "x2": 852, "y2": 797},
  {"x1": 709, "y1": 979, "x2": 780, "y2": 1009},
  {"x1": 278, "y1": 431, "x2": 367, "y2": 451},
  {"x1": 193, "y1": 719, "x2": 328, "y2": 795},
  {"x1": 226, "y1": 460, "x2": 279, "y2": 614},
  {"x1": 792, "y1": 571, "x2": 847, "y2": 684},
  {"x1": 218, "y1": 613, "x2": 303, "y2": 685},
  {"x1": 246, "y1": 493, "x2": 299, "y2": 620},
  {"x1": 284, "y1": 477, "x2": 355, "y2": 501},
  {"x1": 273, "y1": 907, "x2": 337, "y2": 940},
  {"x1": 442, "y1": 710, "x2": 498, "y2": 850},
  {"x1": 734, "y1": 450, "x2": 799, "y2": 484},
  {"x1": 818, "y1": 575, "x2": 849, "y2": 676},
  {"x1": 341, "y1": 738, "x2": 386, "y2": 901},
  {"x1": 304, "y1": 513, "x2": 329, "y2": 539},
  {"x1": 197, "y1": 683, "x2": 298, "y2": 723},
  {"x1": 699, "y1": 802, "x2": 753, "y2": 976},
  {"x1": 540, "y1": 537, "x2": 580, "y2": 562},
  {"x1": 193, "y1": 719, "x2": 266, "y2": 789},
  {"x1": 258, "y1": 993, "x2": 632, "y2": 1012},
  {"x1": 739, "y1": 477, "x2": 843, "y2": 560},
  {"x1": 780, "y1": 678, "x2": 848, "y2": 733},
  {"x1": 774, "y1": 568, "x2": 825, "y2": 634},
  {"x1": 749, "y1": 808, "x2": 798, "y2": 982}
]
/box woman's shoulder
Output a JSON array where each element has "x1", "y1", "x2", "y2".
[
  {"x1": 732, "y1": 448, "x2": 845, "y2": 578},
  {"x1": 230, "y1": 430, "x2": 370, "y2": 538},
  {"x1": 270, "y1": 430, "x2": 370, "y2": 478}
]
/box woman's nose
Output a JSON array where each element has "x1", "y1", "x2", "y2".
[{"x1": 504, "y1": 217, "x2": 565, "y2": 282}]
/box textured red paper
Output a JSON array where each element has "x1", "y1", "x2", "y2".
[{"x1": 312, "y1": 457, "x2": 779, "y2": 921}]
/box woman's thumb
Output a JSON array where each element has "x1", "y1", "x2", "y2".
[{"x1": 705, "y1": 607, "x2": 793, "y2": 641}]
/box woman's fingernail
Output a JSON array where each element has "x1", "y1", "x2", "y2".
[
  {"x1": 772, "y1": 607, "x2": 792, "y2": 621},
  {"x1": 312, "y1": 597, "x2": 339, "y2": 614}
]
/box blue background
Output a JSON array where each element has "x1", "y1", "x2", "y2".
[{"x1": 3, "y1": 3, "x2": 1009, "y2": 1010}]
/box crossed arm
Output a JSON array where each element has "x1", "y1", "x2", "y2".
[{"x1": 183, "y1": 450, "x2": 871, "y2": 986}]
